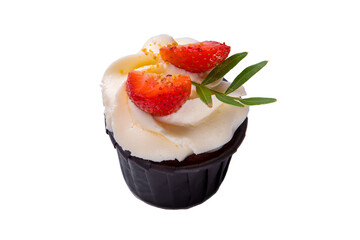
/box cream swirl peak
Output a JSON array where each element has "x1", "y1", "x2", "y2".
[{"x1": 102, "y1": 35, "x2": 249, "y2": 161}]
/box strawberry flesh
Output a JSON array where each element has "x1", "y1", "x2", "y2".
[
  {"x1": 159, "y1": 41, "x2": 230, "y2": 73},
  {"x1": 126, "y1": 71, "x2": 191, "y2": 116}
]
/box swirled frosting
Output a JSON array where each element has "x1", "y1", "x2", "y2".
[{"x1": 102, "y1": 35, "x2": 249, "y2": 162}]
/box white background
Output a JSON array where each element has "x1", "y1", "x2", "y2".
[{"x1": 1, "y1": 0, "x2": 359, "y2": 239}]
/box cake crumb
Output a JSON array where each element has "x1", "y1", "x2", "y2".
[{"x1": 141, "y1": 48, "x2": 149, "y2": 55}]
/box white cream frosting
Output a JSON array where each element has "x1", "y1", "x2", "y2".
[{"x1": 102, "y1": 35, "x2": 249, "y2": 162}]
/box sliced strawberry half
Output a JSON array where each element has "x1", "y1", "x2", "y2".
[
  {"x1": 126, "y1": 71, "x2": 191, "y2": 116},
  {"x1": 159, "y1": 41, "x2": 231, "y2": 73}
]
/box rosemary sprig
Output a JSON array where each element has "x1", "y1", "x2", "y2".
[
  {"x1": 225, "y1": 61, "x2": 268, "y2": 94},
  {"x1": 202, "y1": 52, "x2": 248, "y2": 86},
  {"x1": 191, "y1": 53, "x2": 276, "y2": 107},
  {"x1": 214, "y1": 93, "x2": 245, "y2": 107},
  {"x1": 238, "y1": 97, "x2": 277, "y2": 105},
  {"x1": 195, "y1": 83, "x2": 213, "y2": 107}
]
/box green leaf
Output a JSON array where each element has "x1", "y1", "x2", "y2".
[
  {"x1": 239, "y1": 97, "x2": 277, "y2": 105},
  {"x1": 201, "y1": 52, "x2": 248, "y2": 86},
  {"x1": 225, "y1": 61, "x2": 268, "y2": 94},
  {"x1": 193, "y1": 82, "x2": 213, "y2": 107},
  {"x1": 214, "y1": 93, "x2": 244, "y2": 107}
]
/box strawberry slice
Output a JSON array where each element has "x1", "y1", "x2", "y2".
[
  {"x1": 159, "y1": 41, "x2": 230, "y2": 73},
  {"x1": 126, "y1": 71, "x2": 191, "y2": 116}
]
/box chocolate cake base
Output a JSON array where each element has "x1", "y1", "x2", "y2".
[{"x1": 106, "y1": 118, "x2": 248, "y2": 209}]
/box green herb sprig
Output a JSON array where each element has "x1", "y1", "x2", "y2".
[{"x1": 193, "y1": 53, "x2": 277, "y2": 107}]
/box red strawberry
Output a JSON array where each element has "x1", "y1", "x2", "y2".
[
  {"x1": 126, "y1": 71, "x2": 191, "y2": 116},
  {"x1": 159, "y1": 41, "x2": 230, "y2": 73}
]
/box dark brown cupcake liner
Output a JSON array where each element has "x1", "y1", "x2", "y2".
[{"x1": 106, "y1": 118, "x2": 248, "y2": 209}]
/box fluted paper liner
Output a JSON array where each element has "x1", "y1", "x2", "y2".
[{"x1": 106, "y1": 118, "x2": 248, "y2": 209}]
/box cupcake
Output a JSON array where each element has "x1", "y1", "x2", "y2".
[{"x1": 101, "y1": 35, "x2": 275, "y2": 209}]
